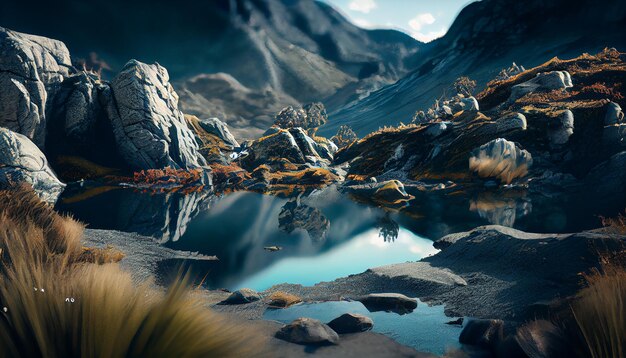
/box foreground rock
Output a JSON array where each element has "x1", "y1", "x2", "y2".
[
  {"x1": 327, "y1": 313, "x2": 374, "y2": 334},
  {"x1": 0, "y1": 128, "x2": 64, "y2": 202},
  {"x1": 275, "y1": 318, "x2": 339, "y2": 345},
  {"x1": 0, "y1": 27, "x2": 71, "y2": 147},
  {"x1": 106, "y1": 60, "x2": 206, "y2": 170}
]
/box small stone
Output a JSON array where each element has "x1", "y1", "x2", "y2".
[
  {"x1": 275, "y1": 317, "x2": 339, "y2": 345},
  {"x1": 221, "y1": 288, "x2": 261, "y2": 304},
  {"x1": 358, "y1": 293, "x2": 418, "y2": 314},
  {"x1": 327, "y1": 313, "x2": 373, "y2": 334},
  {"x1": 446, "y1": 317, "x2": 464, "y2": 326},
  {"x1": 264, "y1": 246, "x2": 282, "y2": 252}
]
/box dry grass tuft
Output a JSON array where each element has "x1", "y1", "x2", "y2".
[
  {"x1": 267, "y1": 291, "x2": 302, "y2": 308},
  {"x1": 0, "y1": 186, "x2": 261, "y2": 357},
  {"x1": 572, "y1": 264, "x2": 626, "y2": 358},
  {"x1": 601, "y1": 211, "x2": 626, "y2": 235}
]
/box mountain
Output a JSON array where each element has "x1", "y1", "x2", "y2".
[
  {"x1": 0, "y1": 0, "x2": 421, "y2": 139},
  {"x1": 318, "y1": 0, "x2": 626, "y2": 137}
]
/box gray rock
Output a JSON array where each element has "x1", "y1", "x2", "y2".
[
  {"x1": 508, "y1": 71, "x2": 573, "y2": 103},
  {"x1": 221, "y1": 288, "x2": 261, "y2": 304},
  {"x1": 469, "y1": 138, "x2": 533, "y2": 184},
  {"x1": 106, "y1": 60, "x2": 205, "y2": 170},
  {"x1": 0, "y1": 127, "x2": 64, "y2": 203},
  {"x1": 327, "y1": 313, "x2": 373, "y2": 334},
  {"x1": 548, "y1": 110, "x2": 574, "y2": 145},
  {"x1": 604, "y1": 102, "x2": 624, "y2": 125},
  {"x1": 461, "y1": 96, "x2": 480, "y2": 111},
  {"x1": 275, "y1": 317, "x2": 339, "y2": 345},
  {"x1": 197, "y1": 117, "x2": 239, "y2": 148},
  {"x1": 357, "y1": 293, "x2": 418, "y2": 314},
  {"x1": 0, "y1": 27, "x2": 71, "y2": 147},
  {"x1": 425, "y1": 122, "x2": 449, "y2": 138},
  {"x1": 459, "y1": 319, "x2": 504, "y2": 349}
]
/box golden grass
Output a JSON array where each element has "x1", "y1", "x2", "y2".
[
  {"x1": 267, "y1": 291, "x2": 302, "y2": 308},
  {"x1": 572, "y1": 264, "x2": 626, "y2": 358},
  {"x1": 0, "y1": 186, "x2": 261, "y2": 357},
  {"x1": 601, "y1": 211, "x2": 626, "y2": 235}
]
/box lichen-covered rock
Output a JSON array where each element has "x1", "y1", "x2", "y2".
[
  {"x1": 196, "y1": 117, "x2": 239, "y2": 148},
  {"x1": 106, "y1": 60, "x2": 205, "y2": 170},
  {"x1": 0, "y1": 128, "x2": 64, "y2": 203},
  {"x1": 276, "y1": 318, "x2": 339, "y2": 345},
  {"x1": 469, "y1": 138, "x2": 533, "y2": 184},
  {"x1": 508, "y1": 71, "x2": 573, "y2": 103},
  {"x1": 0, "y1": 27, "x2": 71, "y2": 147}
]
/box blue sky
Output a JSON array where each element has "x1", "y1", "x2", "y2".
[{"x1": 320, "y1": 0, "x2": 474, "y2": 42}]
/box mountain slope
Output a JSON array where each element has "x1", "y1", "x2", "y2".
[{"x1": 319, "y1": 0, "x2": 626, "y2": 137}]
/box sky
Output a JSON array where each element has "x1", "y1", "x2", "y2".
[{"x1": 320, "y1": 0, "x2": 474, "y2": 42}]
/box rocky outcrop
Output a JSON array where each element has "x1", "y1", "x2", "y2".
[
  {"x1": 331, "y1": 125, "x2": 358, "y2": 149},
  {"x1": 469, "y1": 138, "x2": 533, "y2": 184},
  {"x1": 0, "y1": 27, "x2": 71, "y2": 147},
  {"x1": 0, "y1": 127, "x2": 64, "y2": 202},
  {"x1": 507, "y1": 71, "x2": 573, "y2": 104},
  {"x1": 106, "y1": 60, "x2": 206, "y2": 170},
  {"x1": 196, "y1": 117, "x2": 239, "y2": 148}
]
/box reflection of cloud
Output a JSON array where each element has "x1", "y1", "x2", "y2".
[
  {"x1": 408, "y1": 13, "x2": 435, "y2": 31},
  {"x1": 349, "y1": 0, "x2": 377, "y2": 13}
]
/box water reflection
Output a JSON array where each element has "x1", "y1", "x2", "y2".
[
  {"x1": 376, "y1": 213, "x2": 399, "y2": 242},
  {"x1": 278, "y1": 198, "x2": 330, "y2": 240},
  {"x1": 469, "y1": 192, "x2": 532, "y2": 227}
]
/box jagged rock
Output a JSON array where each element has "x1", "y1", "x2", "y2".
[
  {"x1": 196, "y1": 117, "x2": 239, "y2": 148},
  {"x1": 459, "y1": 319, "x2": 504, "y2": 349},
  {"x1": 327, "y1": 313, "x2": 373, "y2": 334},
  {"x1": 106, "y1": 60, "x2": 205, "y2": 170},
  {"x1": 604, "y1": 102, "x2": 624, "y2": 125},
  {"x1": 469, "y1": 138, "x2": 533, "y2": 184},
  {"x1": 274, "y1": 106, "x2": 307, "y2": 129},
  {"x1": 303, "y1": 102, "x2": 328, "y2": 131},
  {"x1": 221, "y1": 288, "x2": 261, "y2": 304},
  {"x1": 548, "y1": 110, "x2": 574, "y2": 145},
  {"x1": 357, "y1": 293, "x2": 418, "y2": 314},
  {"x1": 0, "y1": 128, "x2": 64, "y2": 203},
  {"x1": 276, "y1": 318, "x2": 339, "y2": 345},
  {"x1": 508, "y1": 71, "x2": 573, "y2": 103},
  {"x1": 0, "y1": 27, "x2": 71, "y2": 147}
]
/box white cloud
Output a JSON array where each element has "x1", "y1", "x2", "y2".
[
  {"x1": 348, "y1": 0, "x2": 377, "y2": 14},
  {"x1": 408, "y1": 13, "x2": 436, "y2": 32},
  {"x1": 410, "y1": 27, "x2": 447, "y2": 43}
]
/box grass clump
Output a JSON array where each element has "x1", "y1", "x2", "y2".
[{"x1": 0, "y1": 186, "x2": 259, "y2": 357}]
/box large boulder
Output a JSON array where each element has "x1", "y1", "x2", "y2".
[
  {"x1": 469, "y1": 138, "x2": 533, "y2": 184},
  {"x1": 106, "y1": 60, "x2": 205, "y2": 170},
  {"x1": 507, "y1": 71, "x2": 573, "y2": 103},
  {"x1": 0, "y1": 127, "x2": 64, "y2": 203},
  {"x1": 275, "y1": 318, "x2": 339, "y2": 345},
  {"x1": 0, "y1": 27, "x2": 71, "y2": 147}
]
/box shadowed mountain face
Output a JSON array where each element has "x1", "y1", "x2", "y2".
[
  {"x1": 0, "y1": 0, "x2": 421, "y2": 139},
  {"x1": 319, "y1": 0, "x2": 626, "y2": 136}
]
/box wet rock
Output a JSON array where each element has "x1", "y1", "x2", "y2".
[
  {"x1": 604, "y1": 102, "x2": 624, "y2": 125},
  {"x1": 106, "y1": 60, "x2": 205, "y2": 170},
  {"x1": 327, "y1": 313, "x2": 373, "y2": 334},
  {"x1": 197, "y1": 117, "x2": 239, "y2": 148},
  {"x1": 221, "y1": 288, "x2": 261, "y2": 304},
  {"x1": 0, "y1": 27, "x2": 71, "y2": 147},
  {"x1": 459, "y1": 319, "x2": 504, "y2": 349},
  {"x1": 357, "y1": 293, "x2": 418, "y2": 314},
  {"x1": 548, "y1": 110, "x2": 574, "y2": 145},
  {"x1": 508, "y1": 71, "x2": 573, "y2": 103},
  {"x1": 275, "y1": 318, "x2": 339, "y2": 345},
  {"x1": 446, "y1": 318, "x2": 464, "y2": 326},
  {"x1": 469, "y1": 138, "x2": 533, "y2": 184},
  {"x1": 0, "y1": 128, "x2": 65, "y2": 203}
]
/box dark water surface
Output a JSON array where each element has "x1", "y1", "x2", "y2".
[{"x1": 56, "y1": 183, "x2": 606, "y2": 290}]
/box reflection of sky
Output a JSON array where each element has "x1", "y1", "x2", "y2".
[
  {"x1": 264, "y1": 300, "x2": 462, "y2": 356},
  {"x1": 235, "y1": 228, "x2": 438, "y2": 290}
]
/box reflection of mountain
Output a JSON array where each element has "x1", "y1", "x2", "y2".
[
  {"x1": 55, "y1": 186, "x2": 212, "y2": 243},
  {"x1": 278, "y1": 199, "x2": 330, "y2": 240},
  {"x1": 0, "y1": 0, "x2": 421, "y2": 139}
]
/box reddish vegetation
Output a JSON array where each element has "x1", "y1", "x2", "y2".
[
  {"x1": 209, "y1": 163, "x2": 250, "y2": 190},
  {"x1": 111, "y1": 167, "x2": 207, "y2": 193}
]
